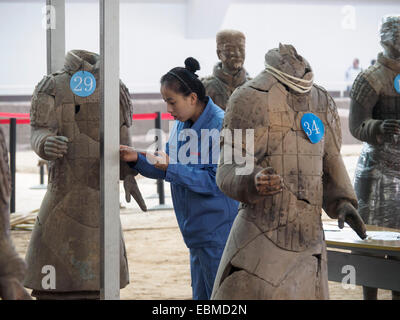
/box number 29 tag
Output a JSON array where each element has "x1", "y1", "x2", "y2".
[
  {"x1": 70, "y1": 71, "x2": 96, "y2": 97},
  {"x1": 301, "y1": 113, "x2": 324, "y2": 144}
]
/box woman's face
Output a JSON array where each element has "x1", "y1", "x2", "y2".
[{"x1": 161, "y1": 84, "x2": 197, "y2": 122}]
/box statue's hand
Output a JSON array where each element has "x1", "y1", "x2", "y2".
[
  {"x1": 44, "y1": 136, "x2": 69, "y2": 160},
  {"x1": 337, "y1": 201, "x2": 367, "y2": 240},
  {"x1": 254, "y1": 167, "x2": 283, "y2": 196},
  {"x1": 0, "y1": 276, "x2": 31, "y2": 300},
  {"x1": 378, "y1": 120, "x2": 400, "y2": 136},
  {"x1": 123, "y1": 174, "x2": 147, "y2": 212}
]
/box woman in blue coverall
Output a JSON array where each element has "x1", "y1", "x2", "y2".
[{"x1": 120, "y1": 57, "x2": 239, "y2": 300}]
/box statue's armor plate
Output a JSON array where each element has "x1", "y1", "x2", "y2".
[{"x1": 223, "y1": 74, "x2": 336, "y2": 252}]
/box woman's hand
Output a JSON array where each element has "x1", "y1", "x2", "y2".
[
  {"x1": 120, "y1": 145, "x2": 138, "y2": 163},
  {"x1": 146, "y1": 150, "x2": 170, "y2": 171}
]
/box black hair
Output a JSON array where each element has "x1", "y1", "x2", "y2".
[{"x1": 160, "y1": 57, "x2": 207, "y2": 104}]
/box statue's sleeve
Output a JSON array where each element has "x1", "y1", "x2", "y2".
[
  {"x1": 30, "y1": 76, "x2": 58, "y2": 160},
  {"x1": 322, "y1": 93, "x2": 358, "y2": 219},
  {"x1": 119, "y1": 80, "x2": 137, "y2": 179},
  {"x1": 0, "y1": 128, "x2": 10, "y2": 208},
  {"x1": 119, "y1": 80, "x2": 133, "y2": 128},
  {"x1": 349, "y1": 72, "x2": 382, "y2": 144},
  {"x1": 216, "y1": 86, "x2": 268, "y2": 204}
]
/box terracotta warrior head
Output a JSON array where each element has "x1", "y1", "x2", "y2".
[
  {"x1": 380, "y1": 15, "x2": 400, "y2": 60},
  {"x1": 216, "y1": 29, "x2": 246, "y2": 74}
]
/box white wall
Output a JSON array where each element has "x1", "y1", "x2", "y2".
[{"x1": 0, "y1": 0, "x2": 399, "y2": 95}]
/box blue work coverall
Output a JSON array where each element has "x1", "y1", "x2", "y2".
[{"x1": 128, "y1": 97, "x2": 238, "y2": 299}]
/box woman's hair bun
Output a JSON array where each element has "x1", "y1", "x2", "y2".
[{"x1": 184, "y1": 57, "x2": 200, "y2": 76}]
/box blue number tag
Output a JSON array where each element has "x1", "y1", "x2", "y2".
[
  {"x1": 301, "y1": 113, "x2": 324, "y2": 144},
  {"x1": 394, "y1": 74, "x2": 400, "y2": 94},
  {"x1": 70, "y1": 71, "x2": 96, "y2": 97}
]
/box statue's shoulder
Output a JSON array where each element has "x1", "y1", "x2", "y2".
[
  {"x1": 34, "y1": 69, "x2": 69, "y2": 96},
  {"x1": 34, "y1": 74, "x2": 56, "y2": 96},
  {"x1": 0, "y1": 127, "x2": 11, "y2": 204},
  {"x1": 201, "y1": 75, "x2": 218, "y2": 87},
  {"x1": 119, "y1": 80, "x2": 133, "y2": 128},
  {"x1": 350, "y1": 65, "x2": 382, "y2": 106},
  {"x1": 224, "y1": 80, "x2": 271, "y2": 129},
  {"x1": 353, "y1": 64, "x2": 383, "y2": 95},
  {"x1": 247, "y1": 71, "x2": 278, "y2": 92}
]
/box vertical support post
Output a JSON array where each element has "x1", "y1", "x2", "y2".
[
  {"x1": 155, "y1": 112, "x2": 165, "y2": 205},
  {"x1": 100, "y1": 0, "x2": 120, "y2": 300},
  {"x1": 9, "y1": 118, "x2": 16, "y2": 214},
  {"x1": 40, "y1": 165, "x2": 45, "y2": 185},
  {"x1": 46, "y1": 0, "x2": 65, "y2": 74}
]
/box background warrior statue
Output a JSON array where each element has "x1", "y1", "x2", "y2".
[
  {"x1": 349, "y1": 15, "x2": 400, "y2": 300},
  {"x1": 0, "y1": 127, "x2": 31, "y2": 300},
  {"x1": 24, "y1": 50, "x2": 146, "y2": 299},
  {"x1": 202, "y1": 29, "x2": 250, "y2": 110},
  {"x1": 212, "y1": 44, "x2": 366, "y2": 300}
]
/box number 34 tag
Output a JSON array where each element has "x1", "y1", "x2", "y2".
[
  {"x1": 301, "y1": 113, "x2": 325, "y2": 144},
  {"x1": 70, "y1": 71, "x2": 96, "y2": 97}
]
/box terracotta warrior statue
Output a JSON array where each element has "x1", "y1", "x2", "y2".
[
  {"x1": 212, "y1": 44, "x2": 367, "y2": 300},
  {"x1": 202, "y1": 29, "x2": 250, "y2": 110},
  {"x1": 0, "y1": 128, "x2": 31, "y2": 300},
  {"x1": 24, "y1": 50, "x2": 146, "y2": 300},
  {"x1": 349, "y1": 15, "x2": 400, "y2": 300}
]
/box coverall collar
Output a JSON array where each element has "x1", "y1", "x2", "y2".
[{"x1": 188, "y1": 97, "x2": 214, "y2": 132}]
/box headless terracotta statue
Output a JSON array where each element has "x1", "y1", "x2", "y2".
[
  {"x1": 24, "y1": 50, "x2": 146, "y2": 300},
  {"x1": 212, "y1": 44, "x2": 366, "y2": 300}
]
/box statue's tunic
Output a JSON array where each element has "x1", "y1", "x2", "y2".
[
  {"x1": 212, "y1": 69, "x2": 357, "y2": 299},
  {"x1": 24, "y1": 51, "x2": 130, "y2": 295}
]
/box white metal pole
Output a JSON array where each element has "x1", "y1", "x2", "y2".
[
  {"x1": 99, "y1": 0, "x2": 120, "y2": 300},
  {"x1": 46, "y1": 0, "x2": 65, "y2": 74}
]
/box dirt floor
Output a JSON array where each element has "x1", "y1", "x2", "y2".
[{"x1": 11, "y1": 209, "x2": 393, "y2": 300}]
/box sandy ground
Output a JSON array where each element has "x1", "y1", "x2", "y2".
[
  {"x1": 7, "y1": 146, "x2": 394, "y2": 300},
  {"x1": 11, "y1": 210, "x2": 393, "y2": 300}
]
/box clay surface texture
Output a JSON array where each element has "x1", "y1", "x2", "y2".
[
  {"x1": 212, "y1": 44, "x2": 363, "y2": 300},
  {"x1": 25, "y1": 50, "x2": 145, "y2": 299}
]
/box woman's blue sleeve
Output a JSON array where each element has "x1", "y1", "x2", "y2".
[
  {"x1": 165, "y1": 163, "x2": 220, "y2": 196},
  {"x1": 128, "y1": 153, "x2": 166, "y2": 180}
]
